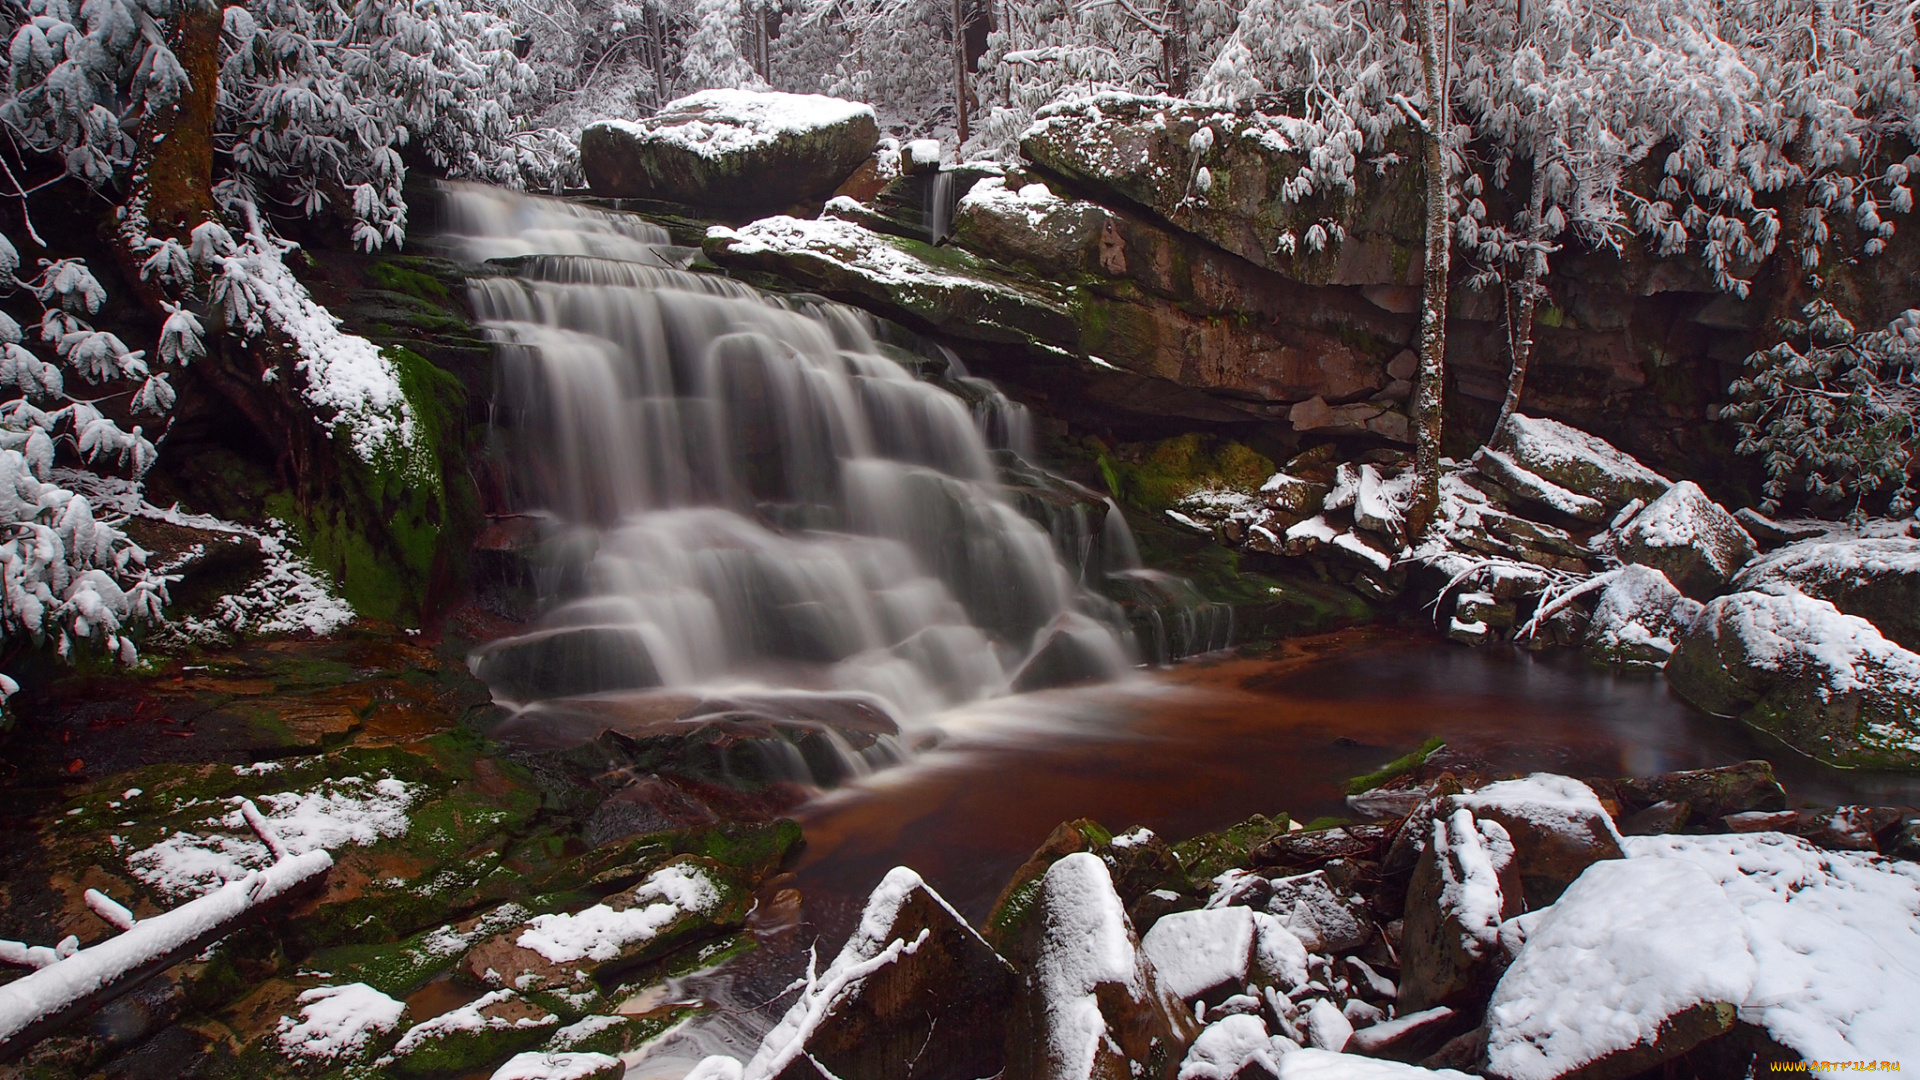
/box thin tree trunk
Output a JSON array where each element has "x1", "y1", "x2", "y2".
[
  {"x1": 1493, "y1": 165, "x2": 1547, "y2": 446},
  {"x1": 1163, "y1": 0, "x2": 1189, "y2": 97},
  {"x1": 954, "y1": 0, "x2": 971, "y2": 144},
  {"x1": 1405, "y1": 0, "x2": 1453, "y2": 540}
]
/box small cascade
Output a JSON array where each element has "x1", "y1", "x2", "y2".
[
  {"x1": 1100, "y1": 500, "x2": 1236, "y2": 663},
  {"x1": 438, "y1": 182, "x2": 1213, "y2": 784},
  {"x1": 926, "y1": 170, "x2": 958, "y2": 245}
]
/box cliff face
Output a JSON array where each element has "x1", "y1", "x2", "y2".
[{"x1": 696, "y1": 96, "x2": 1920, "y2": 500}]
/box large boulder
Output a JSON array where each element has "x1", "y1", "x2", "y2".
[
  {"x1": 1665, "y1": 588, "x2": 1920, "y2": 768},
  {"x1": 580, "y1": 91, "x2": 878, "y2": 210},
  {"x1": 1474, "y1": 415, "x2": 1670, "y2": 523},
  {"x1": 1005, "y1": 852, "x2": 1199, "y2": 1080},
  {"x1": 1450, "y1": 775, "x2": 1625, "y2": 907},
  {"x1": 1138, "y1": 906, "x2": 1309, "y2": 1004},
  {"x1": 1484, "y1": 858, "x2": 1752, "y2": 1080},
  {"x1": 739, "y1": 866, "x2": 1017, "y2": 1080},
  {"x1": 1611, "y1": 760, "x2": 1787, "y2": 826},
  {"x1": 1399, "y1": 808, "x2": 1525, "y2": 1012},
  {"x1": 1734, "y1": 537, "x2": 1920, "y2": 651},
  {"x1": 1582, "y1": 565, "x2": 1703, "y2": 668},
  {"x1": 1020, "y1": 96, "x2": 1425, "y2": 287},
  {"x1": 1612, "y1": 482, "x2": 1757, "y2": 600}
]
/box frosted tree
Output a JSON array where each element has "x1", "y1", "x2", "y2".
[
  {"x1": 682, "y1": 0, "x2": 768, "y2": 92},
  {"x1": 967, "y1": 0, "x2": 1172, "y2": 158}
]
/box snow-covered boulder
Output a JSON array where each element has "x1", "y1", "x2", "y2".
[
  {"x1": 1734, "y1": 537, "x2": 1920, "y2": 651},
  {"x1": 1007, "y1": 852, "x2": 1198, "y2": 1080},
  {"x1": 1582, "y1": 565, "x2": 1703, "y2": 668},
  {"x1": 734, "y1": 866, "x2": 1016, "y2": 1080},
  {"x1": 1611, "y1": 482, "x2": 1757, "y2": 600},
  {"x1": 1476, "y1": 414, "x2": 1671, "y2": 523},
  {"x1": 1258, "y1": 869, "x2": 1372, "y2": 954},
  {"x1": 387, "y1": 989, "x2": 561, "y2": 1079},
  {"x1": 1140, "y1": 906, "x2": 1308, "y2": 1004},
  {"x1": 1450, "y1": 775, "x2": 1625, "y2": 907},
  {"x1": 460, "y1": 857, "x2": 749, "y2": 993},
  {"x1": 1274, "y1": 1047, "x2": 1478, "y2": 1080},
  {"x1": 1484, "y1": 858, "x2": 1754, "y2": 1080},
  {"x1": 580, "y1": 90, "x2": 879, "y2": 210},
  {"x1": 1665, "y1": 588, "x2": 1920, "y2": 769},
  {"x1": 1179, "y1": 1013, "x2": 1295, "y2": 1080},
  {"x1": 952, "y1": 176, "x2": 1119, "y2": 279},
  {"x1": 1399, "y1": 808, "x2": 1525, "y2": 1012},
  {"x1": 1487, "y1": 833, "x2": 1920, "y2": 1077},
  {"x1": 488, "y1": 1051, "x2": 624, "y2": 1080}
]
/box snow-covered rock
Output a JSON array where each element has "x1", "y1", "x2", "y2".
[
  {"x1": 387, "y1": 989, "x2": 560, "y2": 1078},
  {"x1": 1399, "y1": 809, "x2": 1524, "y2": 1012},
  {"x1": 734, "y1": 865, "x2": 1016, "y2": 1080},
  {"x1": 1011, "y1": 851, "x2": 1197, "y2": 1080},
  {"x1": 1611, "y1": 482, "x2": 1757, "y2": 600},
  {"x1": 1734, "y1": 536, "x2": 1920, "y2": 651},
  {"x1": 1487, "y1": 833, "x2": 1920, "y2": 1077},
  {"x1": 1451, "y1": 775, "x2": 1624, "y2": 907},
  {"x1": 1257, "y1": 869, "x2": 1372, "y2": 954},
  {"x1": 580, "y1": 90, "x2": 879, "y2": 209},
  {"x1": 1488, "y1": 414, "x2": 1671, "y2": 521},
  {"x1": 1274, "y1": 1047, "x2": 1478, "y2": 1080},
  {"x1": 953, "y1": 176, "x2": 1118, "y2": 278},
  {"x1": 1179, "y1": 1013, "x2": 1295, "y2": 1080},
  {"x1": 488, "y1": 1051, "x2": 624, "y2": 1080},
  {"x1": 1484, "y1": 857, "x2": 1755, "y2": 1080},
  {"x1": 1140, "y1": 906, "x2": 1308, "y2": 1003},
  {"x1": 1665, "y1": 587, "x2": 1920, "y2": 768},
  {"x1": 276, "y1": 983, "x2": 407, "y2": 1062},
  {"x1": 1582, "y1": 565, "x2": 1703, "y2": 667}
]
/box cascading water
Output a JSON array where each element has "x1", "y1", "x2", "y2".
[
  {"x1": 437, "y1": 183, "x2": 1175, "y2": 780},
  {"x1": 926, "y1": 170, "x2": 958, "y2": 245}
]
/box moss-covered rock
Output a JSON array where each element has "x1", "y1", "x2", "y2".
[{"x1": 385, "y1": 989, "x2": 561, "y2": 1078}]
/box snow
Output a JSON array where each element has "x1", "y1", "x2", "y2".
[
  {"x1": 1276, "y1": 1047, "x2": 1478, "y2": 1080},
  {"x1": 515, "y1": 862, "x2": 720, "y2": 964},
  {"x1": 1454, "y1": 774, "x2": 1624, "y2": 847},
  {"x1": 1696, "y1": 586, "x2": 1920, "y2": 699},
  {"x1": 0, "y1": 850, "x2": 332, "y2": 1045},
  {"x1": 1303, "y1": 998, "x2": 1353, "y2": 1051},
  {"x1": 708, "y1": 216, "x2": 1061, "y2": 311},
  {"x1": 1736, "y1": 536, "x2": 1920, "y2": 593},
  {"x1": 276, "y1": 983, "x2": 407, "y2": 1061},
  {"x1": 489, "y1": 1051, "x2": 623, "y2": 1080},
  {"x1": 392, "y1": 990, "x2": 555, "y2": 1056},
  {"x1": 1486, "y1": 857, "x2": 1756, "y2": 1080},
  {"x1": 1622, "y1": 832, "x2": 1920, "y2": 1062},
  {"x1": 1475, "y1": 447, "x2": 1607, "y2": 520},
  {"x1": 1285, "y1": 515, "x2": 1339, "y2": 545},
  {"x1": 1180, "y1": 1014, "x2": 1293, "y2": 1080},
  {"x1": 1035, "y1": 852, "x2": 1147, "y2": 1080},
  {"x1": 906, "y1": 139, "x2": 942, "y2": 167},
  {"x1": 598, "y1": 90, "x2": 875, "y2": 160},
  {"x1": 1585, "y1": 564, "x2": 1702, "y2": 663},
  {"x1": 1141, "y1": 906, "x2": 1257, "y2": 1000},
  {"x1": 957, "y1": 176, "x2": 1073, "y2": 229},
  {"x1": 1501, "y1": 415, "x2": 1670, "y2": 501},
  {"x1": 1617, "y1": 482, "x2": 1753, "y2": 568},
  {"x1": 1111, "y1": 826, "x2": 1155, "y2": 849},
  {"x1": 130, "y1": 776, "x2": 415, "y2": 898},
  {"x1": 1433, "y1": 808, "x2": 1514, "y2": 958},
  {"x1": 549, "y1": 1014, "x2": 626, "y2": 1049}
]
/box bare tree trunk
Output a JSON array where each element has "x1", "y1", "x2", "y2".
[
  {"x1": 1163, "y1": 0, "x2": 1190, "y2": 96},
  {"x1": 954, "y1": 0, "x2": 971, "y2": 144},
  {"x1": 1493, "y1": 165, "x2": 1547, "y2": 446},
  {"x1": 1405, "y1": 0, "x2": 1453, "y2": 540}
]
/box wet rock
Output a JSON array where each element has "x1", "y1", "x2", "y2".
[
  {"x1": 1452, "y1": 775, "x2": 1624, "y2": 908},
  {"x1": 1665, "y1": 589, "x2": 1920, "y2": 768},
  {"x1": 759, "y1": 867, "x2": 1017, "y2": 1080},
  {"x1": 1611, "y1": 482, "x2": 1757, "y2": 600},
  {"x1": 983, "y1": 818, "x2": 1114, "y2": 953},
  {"x1": 1618, "y1": 799, "x2": 1690, "y2": 836},
  {"x1": 1004, "y1": 852, "x2": 1198, "y2": 1080},
  {"x1": 1346, "y1": 1006, "x2": 1465, "y2": 1063},
  {"x1": 1012, "y1": 615, "x2": 1129, "y2": 692},
  {"x1": 1612, "y1": 761, "x2": 1787, "y2": 823},
  {"x1": 1722, "y1": 809, "x2": 1798, "y2": 833},
  {"x1": 1345, "y1": 788, "x2": 1431, "y2": 822},
  {"x1": 1732, "y1": 509, "x2": 1827, "y2": 550},
  {"x1": 1582, "y1": 565, "x2": 1702, "y2": 667},
  {"x1": 1398, "y1": 810, "x2": 1525, "y2": 1013},
  {"x1": 1485, "y1": 859, "x2": 1750, "y2": 1080},
  {"x1": 1250, "y1": 824, "x2": 1393, "y2": 869},
  {"x1": 1734, "y1": 536, "x2": 1920, "y2": 651},
  {"x1": 471, "y1": 626, "x2": 665, "y2": 701},
  {"x1": 580, "y1": 91, "x2": 878, "y2": 210}
]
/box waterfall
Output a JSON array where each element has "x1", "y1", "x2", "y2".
[
  {"x1": 438, "y1": 183, "x2": 1153, "y2": 755},
  {"x1": 926, "y1": 171, "x2": 958, "y2": 245}
]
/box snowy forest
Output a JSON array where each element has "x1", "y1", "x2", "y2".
[{"x1": 0, "y1": 0, "x2": 1917, "y2": 1075}]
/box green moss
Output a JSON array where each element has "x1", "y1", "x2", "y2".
[
  {"x1": 1171, "y1": 813, "x2": 1290, "y2": 885},
  {"x1": 1343, "y1": 736, "x2": 1446, "y2": 795},
  {"x1": 1535, "y1": 302, "x2": 1569, "y2": 329},
  {"x1": 1300, "y1": 815, "x2": 1351, "y2": 831},
  {"x1": 1104, "y1": 433, "x2": 1276, "y2": 512},
  {"x1": 387, "y1": 1005, "x2": 559, "y2": 1079},
  {"x1": 367, "y1": 262, "x2": 454, "y2": 304}
]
